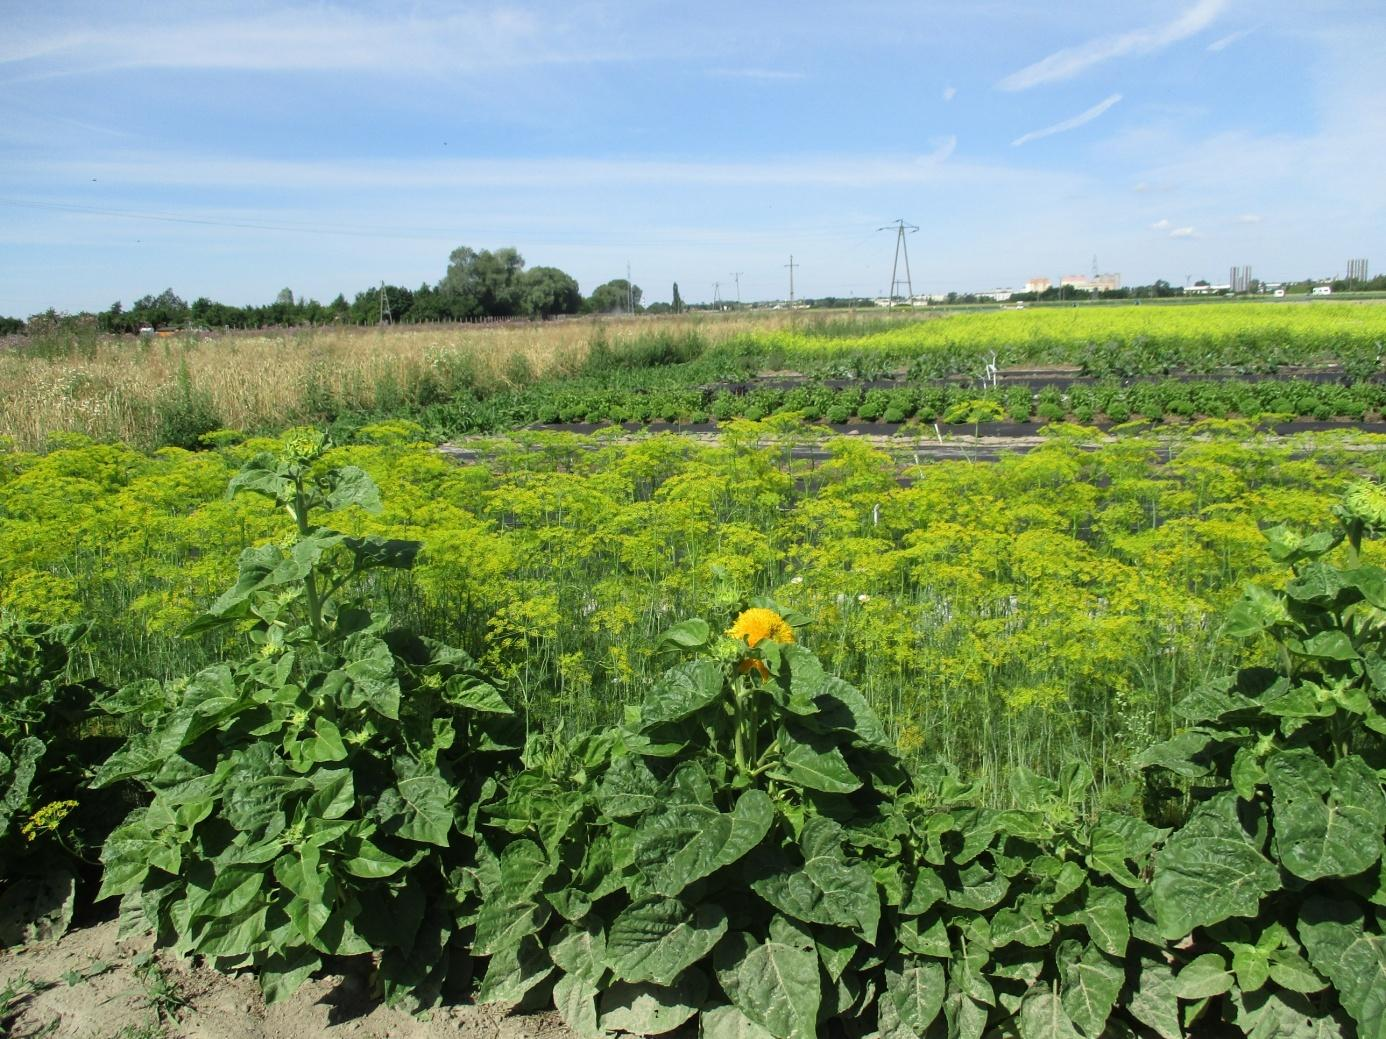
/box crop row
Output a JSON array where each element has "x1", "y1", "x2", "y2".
[
  {"x1": 431, "y1": 378, "x2": 1386, "y2": 431},
  {"x1": 749, "y1": 302, "x2": 1386, "y2": 379},
  {"x1": 4, "y1": 443, "x2": 1385, "y2": 1038}
]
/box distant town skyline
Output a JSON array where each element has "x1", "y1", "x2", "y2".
[{"x1": 2, "y1": 0, "x2": 1383, "y2": 314}]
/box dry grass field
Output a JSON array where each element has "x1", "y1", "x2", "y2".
[{"x1": 0, "y1": 312, "x2": 803, "y2": 449}]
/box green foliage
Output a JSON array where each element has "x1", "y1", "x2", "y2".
[
  {"x1": 1139, "y1": 487, "x2": 1386, "y2": 1035},
  {"x1": 0, "y1": 615, "x2": 114, "y2": 934},
  {"x1": 92, "y1": 435, "x2": 518, "y2": 1006},
  {"x1": 471, "y1": 606, "x2": 910, "y2": 1036}
]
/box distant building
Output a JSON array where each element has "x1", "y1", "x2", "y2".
[
  {"x1": 1060, "y1": 273, "x2": 1121, "y2": 292},
  {"x1": 978, "y1": 288, "x2": 1014, "y2": 302},
  {"x1": 1025, "y1": 277, "x2": 1052, "y2": 293},
  {"x1": 1186, "y1": 283, "x2": 1231, "y2": 295},
  {"x1": 1230, "y1": 266, "x2": 1253, "y2": 294},
  {"x1": 1347, "y1": 258, "x2": 1370, "y2": 283}
]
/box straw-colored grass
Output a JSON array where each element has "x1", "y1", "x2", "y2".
[{"x1": 0, "y1": 313, "x2": 792, "y2": 450}]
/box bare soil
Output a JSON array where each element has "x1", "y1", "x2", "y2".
[{"x1": 1, "y1": 921, "x2": 575, "y2": 1039}]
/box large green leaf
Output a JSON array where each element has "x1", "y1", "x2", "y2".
[
  {"x1": 389, "y1": 760, "x2": 455, "y2": 847},
  {"x1": 553, "y1": 972, "x2": 603, "y2": 1038},
  {"x1": 1231, "y1": 989, "x2": 1349, "y2": 1039},
  {"x1": 1151, "y1": 791, "x2": 1279, "y2": 939},
  {"x1": 597, "y1": 753, "x2": 662, "y2": 819},
  {"x1": 0, "y1": 736, "x2": 42, "y2": 836},
  {"x1": 476, "y1": 933, "x2": 552, "y2": 1004},
  {"x1": 340, "y1": 634, "x2": 400, "y2": 719},
  {"x1": 642, "y1": 789, "x2": 774, "y2": 897},
  {"x1": 886, "y1": 958, "x2": 946, "y2": 1035},
  {"x1": 749, "y1": 819, "x2": 880, "y2": 941},
  {"x1": 552, "y1": 918, "x2": 608, "y2": 985},
  {"x1": 699, "y1": 1004, "x2": 775, "y2": 1039},
  {"x1": 598, "y1": 971, "x2": 707, "y2": 1036},
  {"x1": 1300, "y1": 898, "x2": 1386, "y2": 1039},
  {"x1": 1174, "y1": 953, "x2": 1235, "y2": 999},
  {"x1": 1268, "y1": 750, "x2": 1386, "y2": 881},
  {"x1": 323, "y1": 465, "x2": 383, "y2": 514},
  {"x1": 1019, "y1": 987, "x2": 1082, "y2": 1039},
  {"x1": 606, "y1": 897, "x2": 729, "y2": 986},
  {"x1": 714, "y1": 927, "x2": 821, "y2": 1039},
  {"x1": 769, "y1": 727, "x2": 861, "y2": 794},
  {"x1": 441, "y1": 674, "x2": 510, "y2": 714},
  {"x1": 1127, "y1": 954, "x2": 1181, "y2": 1039},
  {"x1": 1057, "y1": 941, "x2": 1123, "y2": 1038},
  {"x1": 1063, "y1": 886, "x2": 1130, "y2": 958},
  {"x1": 640, "y1": 661, "x2": 726, "y2": 726}
]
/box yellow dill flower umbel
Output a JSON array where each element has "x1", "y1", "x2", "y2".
[
  {"x1": 727, "y1": 608, "x2": 795, "y2": 649},
  {"x1": 20, "y1": 799, "x2": 79, "y2": 842}
]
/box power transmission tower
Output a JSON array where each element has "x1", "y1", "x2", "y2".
[
  {"x1": 878, "y1": 220, "x2": 918, "y2": 305},
  {"x1": 785, "y1": 255, "x2": 799, "y2": 306},
  {"x1": 713, "y1": 281, "x2": 722, "y2": 308},
  {"x1": 378, "y1": 281, "x2": 393, "y2": 325},
  {"x1": 730, "y1": 271, "x2": 743, "y2": 306},
  {"x1": 626, "y1": 262, "x2": 634, "y2": 315}
]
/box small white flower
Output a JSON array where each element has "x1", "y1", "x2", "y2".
[
  {"x1": 790, "y1": 575, "x2": 804, "y2": 585},
  {"x1": 857, "y1": 594, "x2": 871, "y2": 604}
]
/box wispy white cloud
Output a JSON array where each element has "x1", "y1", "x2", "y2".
[
  {"x1": 942, "y1": 85, "x2": 957, "y2": 102},
  {"x1": 997, "y1": 0, "x2": 1229, "y2": 90},
  {"x1": 0, "y1": 7, "x2": 634, "y2": 77},
  {"x1": 706, "y1": 67, "x2": 804, "y2": 81},
  {"x1": 11, "y1": 148, "x2": 1040, "y2": 195},
  {"x1": 1207, "y1": 28, "x2": 1253, "y2": 52},
  {"x1": 921, "y1": 136, "x2": 957, "y2": 163},
  {"x1": 1237, "y1": 212, "x2": 1263, "y2": 223},
  {"x1": 1011, "y1": 94, "x2": 1122, "y2": 147},
  {"x1": 1169, "y1": 226, "x2": 1197, "y2": 238},
  {"x1": 1150, "y1": 218, "x2": 1171, "y2": 230}
]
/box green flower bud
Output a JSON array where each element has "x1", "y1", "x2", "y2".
[{"x1": 1340, "y1": 480, "x2": 1386, "y2": 535}]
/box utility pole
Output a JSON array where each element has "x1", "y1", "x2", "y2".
[
  {"x1": 785, "y1": 255, "x2": 799, "y2": 306},
  {"x1": 730, "y1": 271, "x2": 743, "y2": 306},
  {"x1": 378, "y1": 281, "x2": 392, "y2": 325},
  {"x1": 713, "y1": 281, "x2": 722, "y2": 309},
  {"x1": 878, "y1": 219, "x2": 919, "y2": 306},
  {"x1": 626, "y1": 262, "x2": 633, "y2": 315}
]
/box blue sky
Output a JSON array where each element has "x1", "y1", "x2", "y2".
[{"x1": 1, "y1": 0, "x2": 1382, "y2": 312}]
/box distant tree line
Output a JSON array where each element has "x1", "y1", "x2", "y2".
[{"x1": 0, "y1": 246, "x2": 645, "y2": 334}]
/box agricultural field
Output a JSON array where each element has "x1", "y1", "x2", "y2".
[
  {"x1": 4, "y1": 303, "x2": 1386, "y2": 1038},
  {"x1": 4, "y1": 300, "x2": 1386, "y2": 451}
]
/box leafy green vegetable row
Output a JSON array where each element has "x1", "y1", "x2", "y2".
[
  {"x1": 4, "y1": 442, "x2": 1385, "y2": 1037},
  {"x1": 420, "y1": 378, "x2": 1386, "y2": 432}
]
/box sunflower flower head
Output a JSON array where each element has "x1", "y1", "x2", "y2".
[
  {"x1": 726, "y1": 608, "x2": 795, "y2": 649},
  {"x1": 1341, "y1": 480, "x2": 1386, "y2": 535}
]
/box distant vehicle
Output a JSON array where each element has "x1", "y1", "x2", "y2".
[
  {"x1": 1312, "y1": 285, "x2": 1333, "y2": 296},
  {"x1": 1273, "y1": 289, "x2": 1286, "y2": 297}
]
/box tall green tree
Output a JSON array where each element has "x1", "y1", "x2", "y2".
[
  {"x1": 522, "y1": 267, "x2": 582, "y2": 318},
  {"x1": 586, "y1": 278, "x2": 642, "y2": 314},
  {"x1": 441, "y1": 246, "x2": 527, "y2": 318},
  {"x1": 672, "y1": 282, "x2": 683, "y2": 314}
]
